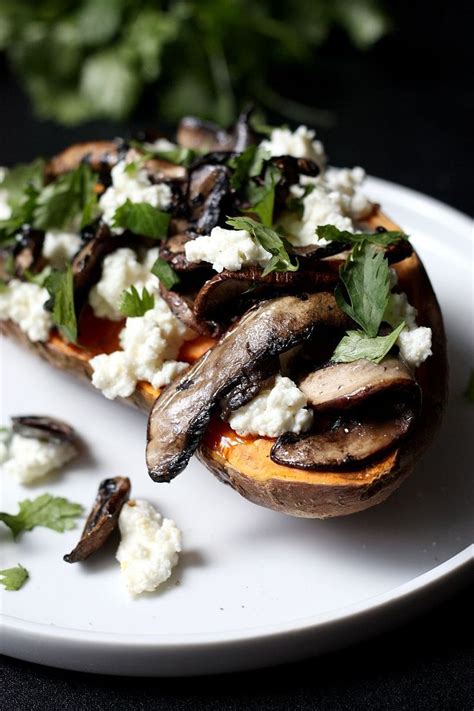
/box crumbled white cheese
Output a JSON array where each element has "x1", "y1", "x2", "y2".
[
  {"x1": 384, "y1": 292, "x2": 432, "y2": 368},
  {"x1": 99, "y1": 160, "x2": 172, "y2": 229},
  {"x1": 398, "y1": 327, "x2": 432, "y2": 369},
  {"x1": 185, "y1": 226, "x2": 271, "y2": 272},
  {"x1": 42, "y1": 230, "x2": 82, "y2": 267},
  {"x1": 88, "y1": 247, "x2": 159, "y2": 321},
  {"x1": 0, "y1": 441, "x2": 9, "y2": 465},
  {"x1": 0, "y1": 167, "x2": 11, "y2": 220},
  {"x1": 281, "y1": 167, "x2": 372, "y2": 248},
  {"x1": 0, "y1": 279, "x2": 52, "y2": 341},
  {"x1": 89, "y1": 351, "x2": 136, "y2": 400},
  {"x1": 116, "y1": 499, "x2": 181, "y2": 596},
  {"x1": 261, "y1": 125, "x2": 326, "y2": 167},
  {"x1": 90, "y1": 295, "x2": 191, "y2": 399},
  {"x1": 228, "y1": 374, "x2": 313, "y2": 438},
  {"x1": 2, "y1": 433, "x2": 77, "y2": 484}
]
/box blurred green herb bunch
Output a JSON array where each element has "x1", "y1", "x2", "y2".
[{"x1": 0, "y1": 0, "x2": 389, "y2": 126}]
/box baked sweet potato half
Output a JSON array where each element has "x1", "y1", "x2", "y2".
[{"x1": 0, "y1": 116, "x2": 448, "y2": 519}]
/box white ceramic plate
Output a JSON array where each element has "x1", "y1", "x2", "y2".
[{"x1": 1, "y1": 177, "x2": 473, "y2": 677}]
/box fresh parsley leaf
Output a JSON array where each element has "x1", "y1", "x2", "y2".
[
  {"x1": 0, "y1": 279, "x2": 8, "y2": 293},
  {"x1": 0, "y1": 494, "x2": 83, "y2": 540},
  {"x1": 316, "y1": 224, "x2": 408, "y2": 247},
  {"x1": 247, "y1": 164, "x2": 281, "y2": 227},
  {"x1": 0, "y1": 159, "x2": 45, "y2": 208},
  {"x1": 464, "y1": 369, "x2": 474, "y2": 403},
  {"x1": 332, "y1": 322, "x2": 406, "y2": 365},
  {"x1": 228, "y1": 145, "x2": 271, "y2": 190},
  {"x1": 151, "y1": 257, "x2": 180, "y2": 290},
  {"x1": 226, "y1": 215, "x2": 298, "y2": 276},
  {"x1": 23, "y1": 266, "x2": 52, "y2": 287},
  {"x1": 149, "y1": 146, "x2": 196, "y2": 167},
  {"x1": 34, "y1": 163, "x2": 98, "y2": 232},
  {"x1": 0, "y1": 563, "x2": 29, "y2": 591},
  {"x1": 45, "y1": 265, "x2": 77, "y2": 343},
  {"x1": 0, "y1": 184, "x2": 40, "y2": 245},
  {"x1": 112, "y1": 200, "x2": 170, "y2": 239},
  {"x1": 119, "y1": 285, "x2": 155, "y2": 317},
  {"x1": 335, "y1": 242, "x2": 391, "y2": 338}
]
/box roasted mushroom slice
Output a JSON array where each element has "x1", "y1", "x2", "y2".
[
  {"x1": 272, "y1": 357, "x2": 421, "y2": 470},
  {"x1": 271, "y1": 402, "x2": 418, "y2": 470},
  {"x1": 159, "y1": 284, "x2": 218, "y2": 337},
  {"x1": 298, "y1": 357, "x2": 415, "y2": 412},
  {"x1": 12, "y1": 227, "x2": 45, "y2": 277},
  {"x1": 64, "y1": 477, "x2": 131, "y2": 563},
  {"x1": 177, "y1": 110, "x2": 256, "y2": 153},
  {"x1": 187, "y1": 164, "x2": 232, "y2": 234},
  {"x1": 11, "y1": 415, "x2": 77, "y2": 444},
  {"x1": 192, "y1": 266, "x2": 339, "y2": 325},
  {"x1": 146, "y1": 292, "x2": 349, "y2": 482},
  {"x1": 46, "y1": 140, "x2": 120, "y2": 178}
]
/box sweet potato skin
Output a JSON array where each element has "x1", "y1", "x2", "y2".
[{"x1": 197, "y1": 245, "x2": 448, "y2": 518}]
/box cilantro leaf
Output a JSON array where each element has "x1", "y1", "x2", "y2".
[
  {"x1": 34, "y1": 163, "x2": 98, "y2": 231},
  {"x1": 226, "y1": 215, "x2": 298, "y2": 276},
  {"x1": 0, "y1": 494, "x2": 83, "y2": 540},
  {"x1": 246, "y1": 163, "x2": 281, "y2": 227},
  {"x1": 332, "y1": 322, "x2": 406, "y2": 365},
  {"x1": 228, "y1": 145, "x2": 271, "y2": 190},
  {"x1": 119, "y1": 285, "x2": 155, "y2": 317},
  {"x1": 0, "y1": 159, "x2": 45, "y2": 208},
  {"x1": 335, "y1": 242, "x2": 391, "y2": 338},
  {"x1": 151, "y1": 257, "x2": 180, "y2": 290},
  {"x1": 112, "y1": 200, "x2": 170, "y2": 239},
  {"x1": 45, "y1": 265, "x2": 78, "y2": 343},
  {"x1": 24, "y1": 266, "x2": 52, "y2": 287},
  {"x1": 464, "y1": 369, "x2": 474, "y2": 403},
  {"x1": 0, "y1": 564, "x2": 29, "y2": 591},
  {"x1": 316, "y1": 224, "x2": 408, "y2": 247}
]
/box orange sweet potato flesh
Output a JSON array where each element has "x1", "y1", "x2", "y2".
[{"x1": 197, "y1": 213, "x2": 448, "y2": 517}]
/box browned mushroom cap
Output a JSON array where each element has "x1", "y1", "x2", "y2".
[
  {"x1": 158, "y1": 232, "x2": 204, "y2": 272},
  {"x1": 63, "y1": 477, "x2": 131, "y2": 563},
  {"x1": 13, "y1": 227, "x2": 45, "y2": 277},
  {"x1": 71, "y1": 224, "x2": 126, "y2": 306},
  {"x1": 188, "y1": 164, "x2": 231, "y2": 234},
  {"x1": 146, "y1": 292, "x2": 349, "y2": 482},
  {"x1": 125, "y1": 148, "x2": 188, "y2": 182},
  {"x1": 46, "y1": 141, "x2": 119, "y2": 178},
  {"x1": 192, "y1": 266, "x2": 339, "y2": 324},
  {"x1": 176, "y1": 110, "x2": 257, "y2": 153},
  {"x1": 298, "y1": 356, "x2": 415, "y2": 412},
  {"x1": 271, "y1": 403, "x2": 418, "y2": 470},
  {"x1": 177, "y1": 117, "x2": 234, "y2": 152},
  {"x1": 159, "y1": 284, "x2": 219, "y2": 337},
  {"x1": 11, "y1": 415, "x2": 77, "y2": 444}
]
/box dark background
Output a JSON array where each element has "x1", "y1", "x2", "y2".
[{"x1": 1, "y1": 1, "x2": 473, "y2": 708}]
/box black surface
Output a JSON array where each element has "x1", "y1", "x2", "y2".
[
  {"x1": 1, "y1": 583, "x2": 473, "y2": 710},
  {"x1": 1, "y1": 1, "x2": 473, "y2": 706}
]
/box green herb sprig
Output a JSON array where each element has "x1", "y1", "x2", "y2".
[
  {"x1": 112, "y1": 200, "x2": 170, "y2": 239},
  {"x1": 226, "y1": 216, "x2": 298, "y2": 276},
  {"x1": 0, "y1": 494, "x2": 83, "y2": 540},
  {"x1": 45, "y1": 265, "x2": 78, "y2": 343},
  {"x1": 0, "y1": 564, "x2": 29, "y2": 591},
  {"x1": 119, "y1": 285, "x2": 155, "y2": 317},
  {"x1": 151, "y1": 257, "x2": 180, "y2": 290}
]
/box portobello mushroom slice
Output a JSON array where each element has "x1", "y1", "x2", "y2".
[
  {"x1": 187, "y1": 164, "x2": 232, "y2": 234},
  {"x1": 159, "y1": 284, "x2": 219, "y2": 337},
  {"x1": 298, "y1": 356, "x2": 415, "y2": 412},
  {"x1": 11, "y1": 415, "x2": 77, "y2": 444},
  {"x1": 64, "y1": 477, "x2": 131, "y2": 563},
  {"x1": 192, "y1": 266, "x2": 339, "y2": 325},
  {"x1": 146, "y1": 292, "x2": 349, "y2": 482},
  {"x1": 271, "y1": 401, "x2": 418, "y2": 470},
  {"x1": 46, "y1": 141, "x2": 119, "y2": 178},
  {"x1": 12, "y1": 227, "x2": 45, "y2": 277},
  {"x1": 177, "y1": 110, "x2": 256, "y2": 153}
]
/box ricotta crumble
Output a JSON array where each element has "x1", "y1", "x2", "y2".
[
  {"x1": 2, "y1": 433, "x2": 77, "y2": 484},
  {"x1": 228, "y1": 374, "x2": 313, "y2": 438},
  {"x1": 385, "y1": 292, "x2": 432, "y2": 368},
  {"x1": 99, "y1": 159, "x2": 172, "y2": 229},
  {"x1": 184, "y1": 226, "x2": 271, "y2": 272},
  {"x1": 261, "y1": 125, "x2": 326, "y2": 168},
  {"x1": 116, "y1": 499, "x2": 182, "y2": 596},
  {"x1": 0, "y1": 279, "x2": 52, "y2": 341},
  {"x1": 42, "y1": 230, "x2": 82, "y2": 268}
]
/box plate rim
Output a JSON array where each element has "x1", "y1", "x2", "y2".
[{"x1": 1, "y1": 176, "x2": 473, "y2": 673}]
